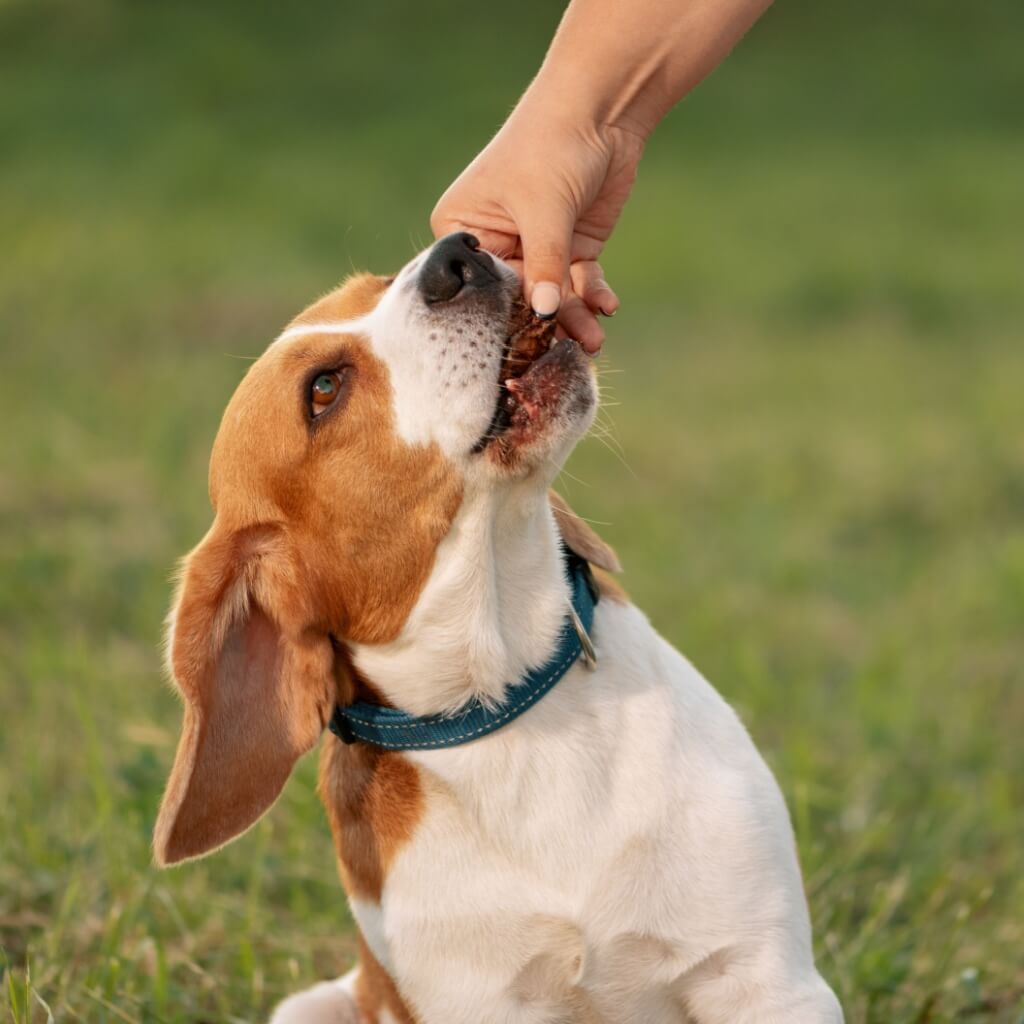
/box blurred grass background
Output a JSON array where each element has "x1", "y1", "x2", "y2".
[{"x1": 1, "y1": 0, "x2": 1022, "y2": 1021}]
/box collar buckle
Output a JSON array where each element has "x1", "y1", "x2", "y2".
[{"x1": 568, "y1": 601, "x2": 598, "y2": 670}]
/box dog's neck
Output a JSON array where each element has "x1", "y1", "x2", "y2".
[{"x1": 350, "y1": 482, "x2": 571, "y2": 717}]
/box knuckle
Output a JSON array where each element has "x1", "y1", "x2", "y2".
[{"x1": 526, "y1": 240, "x2": 566, "y2": 268}]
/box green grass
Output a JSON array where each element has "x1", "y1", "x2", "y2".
[{"x1": 2, "y1": 0, "x2": 1022, "y2": 1020}]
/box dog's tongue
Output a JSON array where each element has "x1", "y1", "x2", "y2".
[{"x1": 502, "y1": 299, "x2": 558, "y2": 382}]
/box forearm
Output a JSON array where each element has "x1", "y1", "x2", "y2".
[{"x1": 523, "y1": 0, "x2": 773, "y2": 138}]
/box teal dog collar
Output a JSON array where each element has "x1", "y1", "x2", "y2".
[{"x1": 329, "y1": 550, "x2": 598, "y2": 751}]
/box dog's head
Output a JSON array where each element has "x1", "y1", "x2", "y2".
[{"x1": 154, "y1": 234, "x2": 607, "y2": 865}]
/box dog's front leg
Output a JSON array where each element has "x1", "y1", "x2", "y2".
[
  {"x1": 679, "y1": 952, "x2": 843, "y2": 1024},
  {"x1": 269, "y1": 968, "x2": 362, "y2": 1024}
]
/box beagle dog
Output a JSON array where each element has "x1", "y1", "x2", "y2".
[{"x1": 154, "y1": 233, "x2": 843, "y2": 1023}]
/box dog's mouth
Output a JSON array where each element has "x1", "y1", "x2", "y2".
[{"x1": 471, "y1": 300, "x2": 565, "y2": 453}]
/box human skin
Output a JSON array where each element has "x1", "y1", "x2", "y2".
[{"x1": 431, "y1": 0, "x2": 774, "y2": 352}]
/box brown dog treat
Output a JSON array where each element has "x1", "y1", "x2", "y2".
[{"x1": 502, "y1": 298, "x2": 558, "y2": 381}]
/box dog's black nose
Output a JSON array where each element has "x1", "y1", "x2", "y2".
[{"x1": 418, "y1": 232, "x2": 498, "y2": 304}]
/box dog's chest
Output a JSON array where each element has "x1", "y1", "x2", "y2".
[
  {"x1": 346, "y1": 604, "x2": 726, "y2": 1020},
  {"x1": 330, "y1": 600, "x2": 795, "y2": 1023},
  {"x1": 354, "y1": 748, "x2": 693, "y2": 1021}
]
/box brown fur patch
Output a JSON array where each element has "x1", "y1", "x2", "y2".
[
  {"x1": 289, "y1": 271, "x2": 394, "y2": 329},
  {"x1": 209, "y1": 274, "x2": 463, "y2": 644},
  {"x1": 592, "y1": 566, "x2": 629, "y2": 605},
  {"x1": 354, "y1": 937, "x2": 420, "y2": 1023},
  {"x1": 549, "y1": 491, "x2": 623, "y2": 575},
  {"x1": 318, "y1": 737, "x2": 423, "y2": 903}
]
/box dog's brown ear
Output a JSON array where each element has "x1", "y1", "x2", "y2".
[
  {"x1": 549, "y1": 491, "x2": 621, "y2": 573},
  {"x1": 153, "y1": 524, "x2": 334, "y2": 867}
]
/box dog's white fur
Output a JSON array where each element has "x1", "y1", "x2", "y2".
[{"x1": 253, "y1": 245, "x2": 841, "y2": 1022}]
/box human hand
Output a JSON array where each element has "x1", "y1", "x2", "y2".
[{"x1": 431, "y1": 99, "x2": 645, "y2": 353}]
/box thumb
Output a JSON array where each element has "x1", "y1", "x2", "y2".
[{"x1": 518, "y1": 202, "x2": 575, "y2": 318}]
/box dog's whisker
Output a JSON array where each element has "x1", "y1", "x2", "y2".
[
  {"x1": 552, "y1": 462, "x2": 590, "y2": 487},
  {"x1": 587, "y1": 424, "x2": 635, "y2": 476}
]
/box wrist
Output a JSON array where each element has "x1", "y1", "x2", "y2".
[
  {"x1": 525, "y1": 53, "x2": 667, "y2": 143},
  {"x1": 500, "y1": 80, "x2": 605, "y2": 166}
]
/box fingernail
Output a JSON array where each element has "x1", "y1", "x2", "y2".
[
  {"x1": 531, "y1": 282, "x2": 561, "y2": 319},
  {"x1": 596, "y1": 281, "x2": 619, "y2": 317}
]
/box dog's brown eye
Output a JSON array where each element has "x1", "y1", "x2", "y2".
[{"x1": 311, "y1": 372, "x2": 344, "y2": 416}]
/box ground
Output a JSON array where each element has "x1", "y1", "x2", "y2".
[{"x1": 1, "y1": 1, "x2": 1022, "y2": 1021}]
